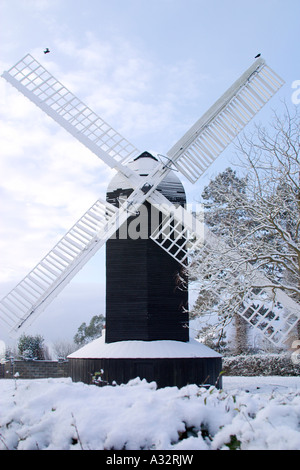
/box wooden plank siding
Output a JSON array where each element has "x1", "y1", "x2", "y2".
[
  {"x1": 105, "y1": 156, "x2": 189, "y2": 343},
  {"x1": 69, "y1": 154, "x2": 223, "y2": 389},
  {"x1": 69, "y1": 356, "x2": 223, "y2": 389}
]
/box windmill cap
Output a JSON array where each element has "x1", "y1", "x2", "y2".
[{"x1": 134, "y1": 151, "x2": 158, "y2": 162}]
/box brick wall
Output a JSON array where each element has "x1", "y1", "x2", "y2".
[{"x1": 2, "y1": 360, "x2": 69, "y2": 379}]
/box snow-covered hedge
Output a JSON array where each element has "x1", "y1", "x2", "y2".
[
  {"x1": 1, "y1": 377, "x2": 300, "y2": 450},
  {"x1": 223, "y1": 354, "x2": 300, "y2": 377}
]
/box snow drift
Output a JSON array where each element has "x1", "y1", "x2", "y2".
[{"x1": 1, "y1": 376, "x2": 300, "y2": 450}]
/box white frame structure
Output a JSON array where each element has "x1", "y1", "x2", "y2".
[
  {"x1": 2, "y1": 55, "x2": 140, "y2": 172},
  {"x1": 168, "y1": 60, "x2": 284, "y2": 183},
  {"x1": 1, "y1": 53, "x2": 292, "y2": 344}
]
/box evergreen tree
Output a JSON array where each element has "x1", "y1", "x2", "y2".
[
  {"x1": 74, "y1": 315, "x2": 105, "y2": 346},
  {"x1": 191, "y1": 168, "x2": 249, "y2": 352},
  {"x1": 18, "y1": 334, "x2": 45, "y2": 360},
  {"x1": 202, "y1": 167, "x2": 250, "y2": 239}
]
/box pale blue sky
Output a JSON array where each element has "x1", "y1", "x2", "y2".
[{"x1": 0, "y1": 0, "x2": 299, "y2": 344}]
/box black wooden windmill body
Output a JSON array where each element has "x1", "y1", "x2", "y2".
[
  {"x1": 1, "y1": 54, "x2": 294, "y2": 387},
  {"x1": 106, "y1": 151, "x2": 189, "y2": 344}
]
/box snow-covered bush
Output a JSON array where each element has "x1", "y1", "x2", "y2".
[
  {"x1": 17, "y1": 334, "x2": 45, "y2": 361},
  {"x1": 1, "y1": 377, "x2": 300, "y2": 450},
  {"x1": 223, "y1": 353, "x2": 300, "y2": 376}
]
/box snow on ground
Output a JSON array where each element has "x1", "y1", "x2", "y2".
[{"x1": 0, "y1": 375, "x2": 300, "y2": 450}]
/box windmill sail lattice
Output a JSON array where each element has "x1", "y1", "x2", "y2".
[
  {"x1": 2, "y1": 54, "x2": 140, "y2": 172},
  {"x1": 1, "y1": 53, "x2": 293, "y2": 345},
  {"x1": 149, "y1": 59, "x2": 284, "y2": 263},
  {"x1": 167, "y1": 59, "x2": 284, "y2": 183},
  {"x1": 202, "y1": 228, "x2": 300, "y2": 346},
  {"x1": 239, "y1": 286, "x2": 300, "y2": 346},
  {"x1": 150, "y1": 204, "x2": 204, "y2": 266},
  {"x1": 0, "y1": 199, "x2": 119, "y2": 334}
]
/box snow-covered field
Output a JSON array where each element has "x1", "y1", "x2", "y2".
[{"x1": 0, "y1": 375, "x2": 300, "y2": 451}]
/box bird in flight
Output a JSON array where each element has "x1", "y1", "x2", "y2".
[
  {"x1": 44, "y1": 48, "x2": 50, "y2": 54},
  {"x1": 255, "y1": 53, "x2": 261, "y2": 58}
]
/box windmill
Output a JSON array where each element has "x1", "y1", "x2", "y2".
[{"x1": 0, "y1": 54, "x2": 293, "y2": 388}]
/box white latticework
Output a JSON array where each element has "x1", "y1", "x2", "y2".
[
  {"x1": 0, "y1": 199, "x2": 119, "y2": 335},
  {"x1": 1, "y1": 53, "x2": 288, "y2": 341},
  {"x1": 167, "y1": 58, "x2": 285, "y2": 183},
  {"x1": 201, "y1": 228, "x2": 300, "y2": 346},
  {"x1": 2, "y1": 54, "x2": 140, "y2": 170},
  {"x1": 150, "y1": 205, "x2": 204, "y2": 265},
  {"x1": 238, "y1": 287, "x2": 300, "y2": 345}
]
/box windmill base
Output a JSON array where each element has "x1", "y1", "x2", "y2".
[{"x1": 68, "y1": 335, "x2": 223, "y2": 389}]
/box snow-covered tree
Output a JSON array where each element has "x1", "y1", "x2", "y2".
[
  {"x1": 17, "y1": 334, "x2": 45, "y2": 360},
  {"x1": 201, "y1": 167, "x2": 247, "y2": 235},
  {"x1": 188, "y1": 105, "x2": 300, "y2": 350}
]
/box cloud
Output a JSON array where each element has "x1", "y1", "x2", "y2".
[
  {"x1": 46, "y1": 32, "x2": 208, "y2": 149},
  {"x1": 20, "y1": 0, "x2": 59, "y2": 11}
]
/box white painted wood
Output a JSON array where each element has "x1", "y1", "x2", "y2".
[
  {"x1": 2, "y1": 54, "x2": 140, "y2": 172},
  {"x1": 1, "y1": 54, "x2": 288, "y2": 342},
  {"x1": 167, "y1": 58, "x2": 285, "y2": 183},
  {"x1": 150, "y1": 203, "x2": 204, "y2": 265},
  {"x1": 204, "y1": 228, "x2": 300, "y2": 346},
  {"x1": 0, "y1": 198, "x2": 120, "y2": 335}
]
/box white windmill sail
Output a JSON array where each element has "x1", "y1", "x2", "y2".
[
  {"x1": 149, "y1": 59, "x2": 285, "y2": 264},
  {"x1": 0, "y1": 199, "x2": 121, "y2": 335},
  {"x1": 0, "y1": 54, "x2": 184, "y2": 196},
  {"x1": 202, "y1": 228, "x2": 300, "y2": 346},
  {"x1": 238, "y1": 274, "x2": 300, "y2": 346},
  {"x1": 167, "y1": 58, "x2": 284, "y2": 183},
  {"x1": 1, "y1": 54, "x2": 177, "y2": 199},
  {"x1": 149, "y1": 200, "x2": 204, "y2": 266},
  {"x1": 151, "y1": 203, "x2": 299, "y2": 346},
  {"x1": 0, "y1": 54, "x2": 287, "y2": 339},
  {"x1": 0, "y1": 177, "x2": 177, "y2": 336},
  {"x1": 2, "y1": 54, "x2": 140, "y2": 177}
]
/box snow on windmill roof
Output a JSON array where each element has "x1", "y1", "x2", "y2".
[
  {"x1": 107, "y1": 151, "x2": 186, "y2": 202},
  {"x1": 68, "y1": 334, "x2": 221, "y2": 359}
]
